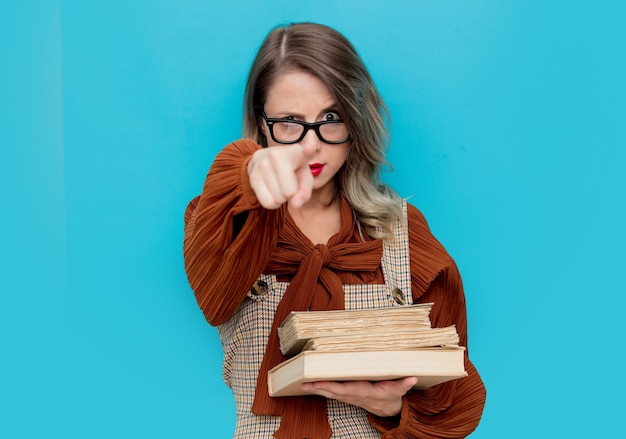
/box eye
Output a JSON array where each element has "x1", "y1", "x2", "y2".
[{"x1": 323, "y1": 111, "x2": 341, "y2": 121}]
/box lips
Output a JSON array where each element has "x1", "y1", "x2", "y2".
[{"x1": 309, "y1": 163, "x2": 324, "y2": 177}]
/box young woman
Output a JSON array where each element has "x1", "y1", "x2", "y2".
[{"x1": 184, "y1": 22, "x2": 486, "y2": 439}]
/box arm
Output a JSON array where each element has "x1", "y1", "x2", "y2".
[
  {"x1": 183, "y1": 139, "x2": 285, "y2": 326},
  {"x1": 367, "y1": 204, "x2": 486, "y2": 438}
]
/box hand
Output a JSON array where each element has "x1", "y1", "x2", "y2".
[
  {"x1": 301, "y1": 377, "x2": 417, "y2": 418},
  {"x1": 247, "y1": 142, "x2": 317, "y2": 210}
]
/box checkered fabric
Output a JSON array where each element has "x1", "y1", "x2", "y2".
[{"x1": 218, "y1": 202, "x2": 412, "y2": 438}]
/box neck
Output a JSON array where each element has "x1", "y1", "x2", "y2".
[
  {"x1": 291, "y1": 186, "x2": 337, "y2": 214},
  {"x1": 288, "y1": 189, "x2": 342, "y2": 246}
]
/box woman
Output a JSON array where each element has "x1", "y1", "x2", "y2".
[{"x1": 184, "y1": 22, "x2": 486, "y2": 439}]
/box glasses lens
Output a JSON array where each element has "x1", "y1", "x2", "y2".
[
  {"x1": 272, "y1": 122, "x2": 305, "y2": 143},
  {"x1": 319, "y1": 122, "x2": 349, "y2": 143}
]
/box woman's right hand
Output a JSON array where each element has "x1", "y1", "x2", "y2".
[{"x1": 247, "y1": 142, "x2": 317, "y2": 210}]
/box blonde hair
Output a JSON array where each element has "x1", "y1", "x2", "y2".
[{"x1": 243, "y1": 22, "x2": 402, "y2": 240}]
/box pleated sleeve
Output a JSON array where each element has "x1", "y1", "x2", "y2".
[
  {"x1": 183, "y1": 139, "x2": 285, "y2": 326},
  {"x1": 368, "y1": 204, "x2": 486, "y2": 438}
]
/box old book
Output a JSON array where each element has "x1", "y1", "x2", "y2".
[
  {"x1": 267, "y1": 347, "x2": 467, "y2": 397},
  {"x1": 278, "y1": 303, "x2": 434, "y2": 355},
  {"x1": 301, "y1": 326, "x2": 460, "y2": 352}
]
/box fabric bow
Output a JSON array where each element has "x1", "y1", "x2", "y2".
[{"x1": 252, "y1": 200, "x2": 383, "y2": 439}]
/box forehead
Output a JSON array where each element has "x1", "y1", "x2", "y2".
[{"x1": 265, "y1": 71, "x2": 336, "y2": 111}]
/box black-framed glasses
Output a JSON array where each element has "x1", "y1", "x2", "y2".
[{"x1": 261, "y1": 110, "x2": 350, "y2": 145}]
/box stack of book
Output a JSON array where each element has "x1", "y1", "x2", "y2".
[{"x1": 268, "y1": 303, "x2": 467, "y2": 397}]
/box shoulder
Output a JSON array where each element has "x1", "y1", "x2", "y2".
[
  {"x1": 405, "y1": 201, "x2": 450, "y2": 258},
  {"x1": 212, "y1": 138, "x2": 261, "y2": 168},
  {"x1": 404, "y1": 201, "x2": 456, "y2": 296},
  {"x1": 405, "y1": 202, "x2": 429, "y2": 231},
  {"x1": 405, "y1": 203, "x2": 444, "y2": 248}
]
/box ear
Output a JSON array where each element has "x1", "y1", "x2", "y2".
[
  {"x1": 258, "y1": 115, "x2": 270, "y2": 147},
  {"x1": 259, "y1": 118, "x2": 268, "y2": 137},
  {"x1": 258, "y1": 119, "x2": 269, "y2": 148}
]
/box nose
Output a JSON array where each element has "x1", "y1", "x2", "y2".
[{"x1": 299, "y1": 126, "x2": 322, "y2": 152}]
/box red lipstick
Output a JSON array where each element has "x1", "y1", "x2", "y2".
[{"x1": 309, "y1": 163, "x2": 324, "y2": 177}]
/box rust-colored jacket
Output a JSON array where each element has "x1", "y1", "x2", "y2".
[{"x1": 184, "y1": 139, "x2": 486, "y2": 438}]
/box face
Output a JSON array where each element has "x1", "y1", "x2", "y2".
[{"x1": 261, "y1": 71, "x2": 350, "y2": 197}]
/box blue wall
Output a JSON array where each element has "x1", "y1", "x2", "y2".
[{"x1": 2, "y1": 1, "x2": 625, "y2": 437}]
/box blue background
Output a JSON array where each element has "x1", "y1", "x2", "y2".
[{"x1": 2, "y1": 1, "x2": 624, "y2": 437}]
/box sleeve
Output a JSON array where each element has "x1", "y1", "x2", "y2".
[
  {"x1": 367, "y1": 204, "x2": 486, "y2": 438},
  {"x1": 183, "y1": 139, "x2": 285, "y2": 326}
]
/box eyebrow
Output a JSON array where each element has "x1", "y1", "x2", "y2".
[{"x1": 272, "y1": 105, "x2": 340, "y2": 120}]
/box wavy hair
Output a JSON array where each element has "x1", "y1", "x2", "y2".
[{"x1": 242, "y1": 22, "x2": 402, "y2": 240}]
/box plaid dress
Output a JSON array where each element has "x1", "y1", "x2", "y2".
[{"x1": 218, "y1": 203, "x2": 413, "y2": 439}]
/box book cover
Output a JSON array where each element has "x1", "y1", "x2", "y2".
[{"x1": 268, "y1": 347, "x2": 467, "y2": 397}]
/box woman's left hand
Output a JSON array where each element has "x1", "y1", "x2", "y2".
[{"x1": 301, "y1": 377, "x2": 417, "y2": 417}]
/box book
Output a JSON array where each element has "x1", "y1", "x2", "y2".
[
  {"x1": 268, "y1": 347, "x2": 467, "y2": 397},
  {"x1": 278, "y1": 303, "x2": 434, "y2": 355},
  {"x1": 268, "y1": 303, "x2": 467, "y2": 397},
  {"x1": 300, "y1": 326, "x2": 460, "y2": 352}
]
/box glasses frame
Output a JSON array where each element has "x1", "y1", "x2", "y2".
[{"x1": 261, "y1": 110, "x2": 350, "y2": 145}]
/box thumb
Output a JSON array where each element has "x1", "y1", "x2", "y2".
[{"x1": 401, "y1": 377, "x2": 418, "y2": 391}]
